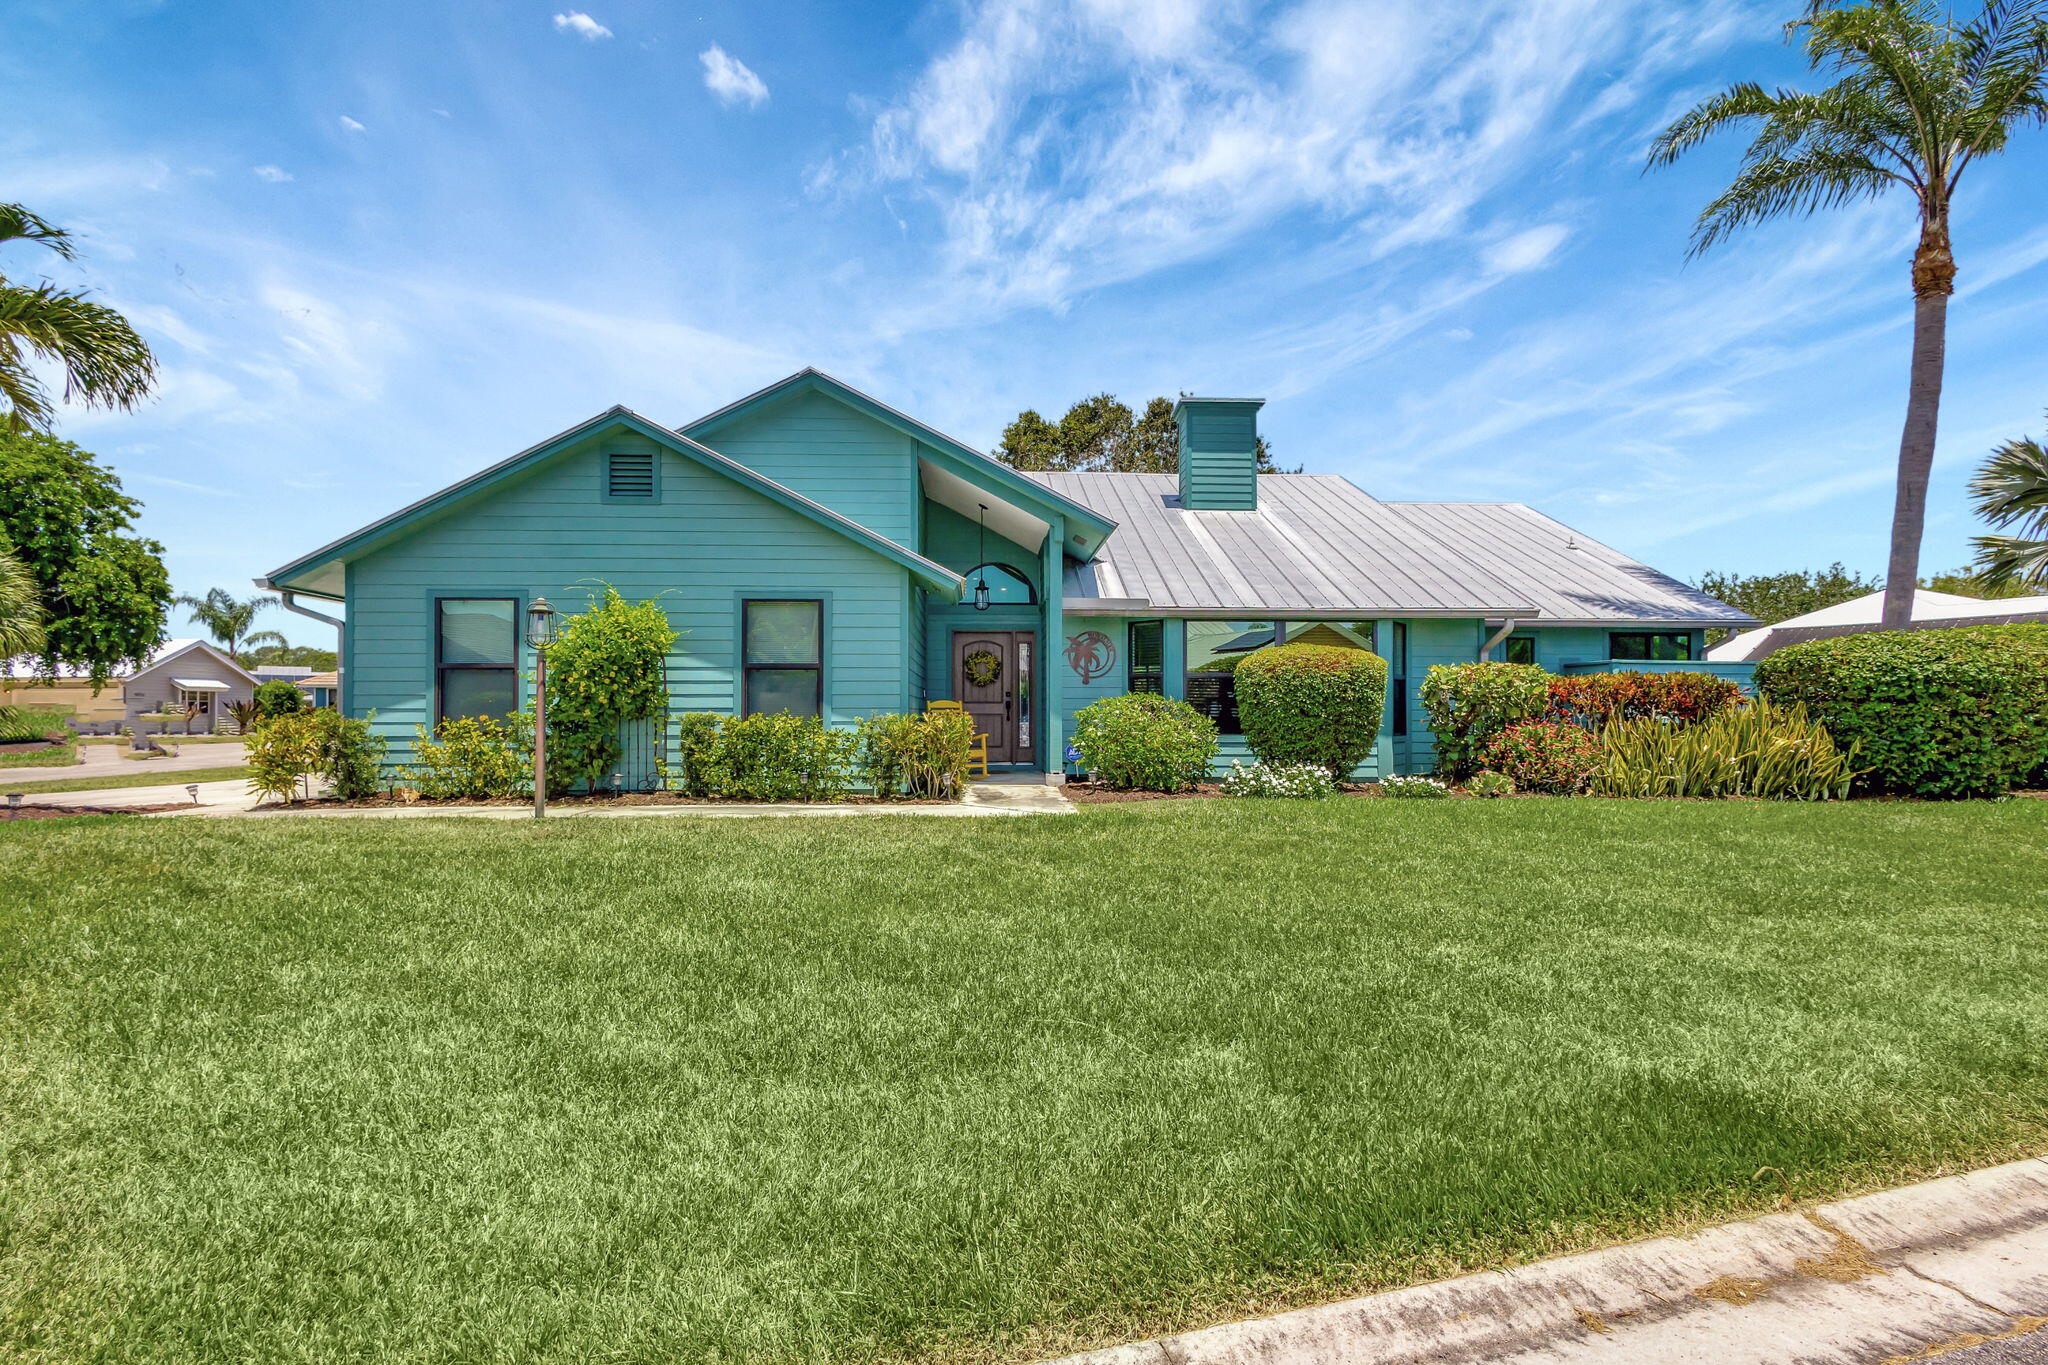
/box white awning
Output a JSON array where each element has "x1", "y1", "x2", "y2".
[{"x1": 170, "y1": 677, "x2": 231, "y2": 691}]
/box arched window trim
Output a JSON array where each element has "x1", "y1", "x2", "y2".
[{"x1": 961, "y1": 562, "x2": 1036, "y2": 605}]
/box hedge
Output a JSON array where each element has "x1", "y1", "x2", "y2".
[
  {"x1": 1545, "y1": 671, "x2": 1742, "y2": 729},
  {"x1": 1418, "y1": 662, "x2": 1550, "y2": 779},
  {"x1": 1233, "y1": 643, "x2": 1387, "y2": 779},
  {"x1": 1755, "y1": 626, "x2": 2048, "y2": 797}
]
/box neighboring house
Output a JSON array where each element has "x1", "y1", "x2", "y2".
[
  {"x1": 259, "y1": 369, "x2": 1754, "y2": 780},
  {"x1": 1708, "y1": 589, "x2": 2048, "y2": 663},
  {"x1": 253, "y1": 665, "x2": 314, "y2": 684},
  {"x1": 120, "y1": 639, "x2": 258, "y2": 730},
  {"x1": 295, "y1": 671, "x2": 340, "y2": 707},
  {"x1": 1, "y1": 659, "x2": 128, "y2": 723}
]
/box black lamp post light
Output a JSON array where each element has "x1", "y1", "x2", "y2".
[
  {"x1": 972, "y1": 503, "x2": 991, "y2": 611},
  {"x1": 526, "y1": 596, "x2": 559, "y2": 819}
]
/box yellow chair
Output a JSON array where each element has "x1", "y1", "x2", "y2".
[{"x1": 925, "y1": 700, "x2": 989, "y2": 780}]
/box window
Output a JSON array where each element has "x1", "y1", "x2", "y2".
[
  {"x1": 743, "y1": 599, "x2": 822, "y2": 717},
  {"x1": 1609, "y1": 632, "x2": 1694, "y2": 662},
  {"x1": 1184, "y1": 620, "x2": 1273, "y2": 734},
  {"x1": 1391, "y1": 622, "x2": 1408, "y2": 736},
  {"x1": 605, "y1": 451, "x2": 658, "y2": 502},
  {"x1": 1503, "y1": 636, "x2": 1537, "y2": 666},
  {"x1": 1127, "y1": 620, "x2": 1164, "y2": 694},
  {"x1": 437, "y1": 598, "x2": 518, "y2": 723},
  {"x1": 961, "y1": 563, "x2": 1034, "y2": 605}
]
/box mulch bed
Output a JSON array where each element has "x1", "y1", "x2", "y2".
[
  {"x1": 277, "y1": 791, "x2": 953, "y2": 810},
  {"x1": 0, "y1": 736, "x2": 70, "y2": 755},
  {"x1": 3, "y1": 802, "x2": 185, "y2": 821}
]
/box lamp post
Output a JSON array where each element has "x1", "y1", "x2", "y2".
[{"x1": 526, "y1": 597, "x2": 559, "y2": 819}]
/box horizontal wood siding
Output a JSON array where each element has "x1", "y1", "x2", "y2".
[
  {"x1": 1177, "y1": 401, "x2": 1259, "y2": 510},
  {"x1": 1400, "y1": 618, "x2": 1485, "y2": 775},
  {"x1": 697, "y1": 388, "x2": 917, "y2": 545},
  {"x1": 345, "y1": 434, "x2": 910, "y2": 766}
]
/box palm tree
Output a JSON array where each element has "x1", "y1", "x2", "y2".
[
  {"x1": 1968, "y1": 413, "x2": 2048, "y2": 588},
  {"x1": 1650, "y1": 0, "x2": 2048, "y2": 629},
  {"x1": 0, "y1": 545, "x2": 45, "y2": 660},
  {"x1": 177, "y1": 588, "x2": 285, "y2": 661},
  {"x1": 0, "y1": 203, "x2": 157, "y2": 432}
]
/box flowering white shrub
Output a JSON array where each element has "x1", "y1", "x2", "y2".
[
  {"x1": 1378, "y1": 774, "x2": 1452, "y2": 799},
  {"x1": 1219, "y1": 759, "x2": 1337, "y2": 799}
]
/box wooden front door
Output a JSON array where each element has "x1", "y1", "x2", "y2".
[{"x1": 953, "y1": 630, "x2": 1034, "y2": 766}]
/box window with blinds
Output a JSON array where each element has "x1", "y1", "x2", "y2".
[
  {"x1": 1127, "y1": 619, "x2": 1164, "y2": 694},
  {"x1": 605, "y1": 451, "x2": 658, "y2": 502}
]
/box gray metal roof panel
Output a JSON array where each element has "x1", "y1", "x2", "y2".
[{"x1": 1025, "y1": 473, "x2": 1752, "y2": 624}]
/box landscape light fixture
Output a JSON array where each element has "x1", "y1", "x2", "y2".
[
  {"x1": 185, "y1": 784, "x2": 199, "y2": 804},
  {"x1": 526, "y1": 597, "x2": 559, "y2": 820}
]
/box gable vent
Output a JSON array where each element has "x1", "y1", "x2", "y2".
[{"x1": 606, "y1": 451, "x2": 657, "y2": 502}]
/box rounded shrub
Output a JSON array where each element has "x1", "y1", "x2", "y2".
[
  {"x1": 1754, "y1": 627, "x2": 2048, "y2": 797},
  {"x1": 1481, "y1": 720, "x2": 1603, "y2": 795},
  {"x1": 1233, "y1": 643, "x2": 1387, "y2": 780},
  {"x1": 252, "y1": 678, "x2": 306, "y2": 718},
  {"x1": 1418, "y1": 662, "x2": 1550, "y2": 779},
  {"x1": 1071, "y1": 692, "x2": 1218, "y2": 791}
]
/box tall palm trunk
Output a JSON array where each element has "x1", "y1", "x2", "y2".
[{"x1": 1880, "y1": 222, "x2": 1954, "y2": 629}]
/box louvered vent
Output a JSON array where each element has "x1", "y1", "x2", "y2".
[{"x1": 606, "y1": 452, "x2": 657, "y2": 501}]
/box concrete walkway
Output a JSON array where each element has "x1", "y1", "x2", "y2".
[
  {"x1": 9, "y1": 771, "x2": 1074, "y2": 819},
  {"x1": 2, "y1": 740, "x2": 246, "y2": 781},
  {"x1": 1049, "y1": 1156, "x2": 2048, "y2": 1365}
]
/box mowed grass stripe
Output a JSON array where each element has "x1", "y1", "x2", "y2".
[{"x1": 2, "y1": 799, "x2": 2045, "y2": 1363}]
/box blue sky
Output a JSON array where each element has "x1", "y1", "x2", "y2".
[{"x1": 9, "y1": 0, "x2": 2048, "y2": 646}]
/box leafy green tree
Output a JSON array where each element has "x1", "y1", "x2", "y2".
[
  {"x1": 1650, "y1": 0, "x2": 2048, "y2": 630},
  {"x1": 0, "y1": 427, "x2": 171, "y2": 684},
  {"x1": 995, "y1": 409, "x2": 1064, "y2": 470},
  {"x1": 1057, "y1": 394, "x2": 1135, "y2": 470},
  {"x1": 1919, "y1": 567, "x2": 2033, "y2": 597},
  {"x1": 243, "y1": 642, "x2": 339, "y2": 670},
  {"x1": 996, "y1": 392, "x2": 1291, "y2": 473},
  {"x1": 175, "y1": 587, "x2": 285, "y2": 661},
  {"x1": 0, "y1": 204, "x2": 157, "y2": 431},
  {"x1": 1966, "y1": 411, "x2": 2048, "y2": 589},
  {"x1": 0, "y1": 546, "x2": 43, "y2": 660},
  {"x1": 1695, "y1": 564, "x2": 1880, "y2": 644}
]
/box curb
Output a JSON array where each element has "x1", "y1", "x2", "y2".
[{"x1": 1048, "y1": 1156, "x2": 2048, "y2": 1365}]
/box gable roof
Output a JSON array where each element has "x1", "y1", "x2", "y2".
[
  {"x1": 260, "y1": 406, "x2": 963, "y2": 599},
  {"x1": 126, "y1": 639, "x2": 260, "y2": 687},
  {"x1": 1028, "y1": 472, "x2": 1754, "y2": 625},
  {"x1": 1708, "y1": 588, "x2": 2048, "y2": 661},
  {"x1": 682, "y1": 368, "x2": 1118, "y2": 555}
]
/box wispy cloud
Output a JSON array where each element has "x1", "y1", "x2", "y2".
[
  {"x1": 339, "y1": 115, "x2": 366, "y2": 133},
  {"x1": 251, "y1": 164, "x2": 294, "y2": 183},
  {"x1": 552, "y1": 11, "x2": 612, "y2": 41},
  {"x1": 699, "y1": 45, "x2": 768, "y2": 108}
]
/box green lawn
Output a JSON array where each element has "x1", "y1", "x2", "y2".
[
  {"x1": 3, "y1": 800, "x2": 2045, "y2": 1363},
  {"x1": 1, "y1": 764, "x2": 251, "y2": 795}
]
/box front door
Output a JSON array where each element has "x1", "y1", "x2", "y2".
[{"x1": 953, "y1": 630, "x2": 1034, "y2": 766}]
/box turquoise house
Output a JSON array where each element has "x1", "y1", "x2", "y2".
[{"x1": 261, "y1": 370, "x2": 1755, "y2": 782}]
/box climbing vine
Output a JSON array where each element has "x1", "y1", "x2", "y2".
[{"x1": 539, "y1": 585, "x2": 677, "y2": 794}]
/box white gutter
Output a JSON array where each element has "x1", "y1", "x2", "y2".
[
  {"x1": 1479, "y1": 619, "x2": 1517, "y2": 661},
  {"x1": 279, "y1": 590, "x2": 346, "y2": 710}
]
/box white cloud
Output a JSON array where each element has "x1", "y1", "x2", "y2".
[
  {"x1": 252, "y1": 164, "x2": 294, "y2": 183},
  {"x1": 699, "y1": 45, "x2": 768, "y2": 108},
  {"x1": 339, "y1": 115, "x2": 366, "y2": 133},
  {"x1": 553, "y1": 11, "x2": 612, "y2": 41},
  {"x1": 834, "y1": 0, "x2": 1753, "y2": 317},
  {"x1": 1483, "y1": 223, "x2": 1571, "y2": 275}
]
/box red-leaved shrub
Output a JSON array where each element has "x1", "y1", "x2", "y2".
[
  {"x1": 1545, "y1": 671, "x2": 1741, "y2": 730},
  {"x1": 1481, "y1": 720, "x2": 1604, "y2": 794}
]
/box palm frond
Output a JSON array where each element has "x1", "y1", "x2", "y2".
[
  {"x1": 0, "y1": 334, "x2": 55, "y2": 431},
  {"x1": 1646, "y1": 82, "x2": 1786, "y2": 168},
  {"x1": 243, "y1": 629, "x2": 289, "y2": 651},
  {"x1": 0, "y1": 546, "x2": 46, "y2": 660},
  {"x1": 0, "y1": 204, "x2": 78, "y2": 260},
  {"x1": 1969, "y1": 429, "x2": 2048, "y2": 529},
  {"x1": 1688, "y1": 149, "x2": 1897, "y2": 255},
  {"x1": 0, "y1": 282, "x2": 157, "y2": 430},
  {"x1": 1968, "y1": 532, "x2": 2048, "y2": 588}
]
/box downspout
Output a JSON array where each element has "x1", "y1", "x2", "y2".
[
  {"x1": 280, "y1": 591, "x2": 346, "y2": 707},
  {"x1": 1478, "y1": 619, "x2": 1516, "y2": 662}
]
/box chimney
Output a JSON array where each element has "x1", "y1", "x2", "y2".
[{"x1": 1173, "y1": 396, "x2": 1265, "y2": 510}]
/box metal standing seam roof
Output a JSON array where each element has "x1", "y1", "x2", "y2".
[{"x1": 1025, "y1": 473, "x2": 1754, "y2": 625}]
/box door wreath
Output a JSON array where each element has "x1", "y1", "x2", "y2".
[{"x1": 963, "y1": 648, "x2": 1003, "y2": 688}]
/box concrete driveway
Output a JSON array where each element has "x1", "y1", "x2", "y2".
[{"x1": 3, "y1": 740, "x2": 247, "y2": 782}]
